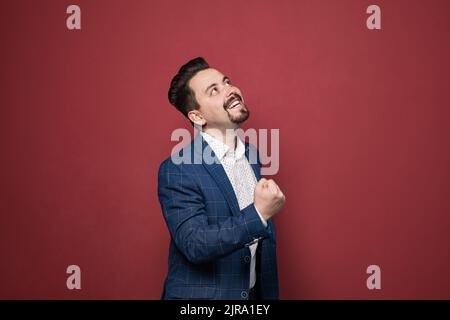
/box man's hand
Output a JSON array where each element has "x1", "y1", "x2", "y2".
[{"x1": 254, "y1": 178, "x2": 286, "y2": 221}]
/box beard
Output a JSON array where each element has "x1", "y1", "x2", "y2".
[
  {"x1": 227, "y1": 106, "x2": 250, "y2": 124},
  {"x1": 223, "y1": 93, "x2": 250, "y2": 124}
]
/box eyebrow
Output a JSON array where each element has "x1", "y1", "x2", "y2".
[{"x1": 204, "y1": 76, "x2": 230, "y2": 94}]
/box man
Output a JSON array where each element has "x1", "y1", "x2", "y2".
[{"x1": 158, "y1": 57, "x2": 285, "y2": 300}]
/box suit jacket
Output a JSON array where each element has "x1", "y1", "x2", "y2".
[{"x1": 157, "y1": 133, "x2": 279, "y2": 300}]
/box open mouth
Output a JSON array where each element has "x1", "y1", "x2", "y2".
[{"x1": 224, "y1": 94, "x2": 243, "y2": 110}]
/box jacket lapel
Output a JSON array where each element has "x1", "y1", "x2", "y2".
[
  {"x1": 194, "y1": 134, "x2": 242, "y2": 216},
  {"x1": 193, "y1": 134, "x2": 263, "y2": 218},
  {"x1": 245, "y1": 142, "x2": 262, "y2": 181}
]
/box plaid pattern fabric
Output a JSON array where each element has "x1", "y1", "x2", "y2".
[{"x1": 158, "y1": 133, "x2": 279, "y2": 300}]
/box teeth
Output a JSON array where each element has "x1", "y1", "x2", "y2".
[{"x1": 229, "y1": 100, "x2": 240, "y2": 109}]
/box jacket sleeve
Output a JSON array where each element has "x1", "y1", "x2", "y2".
[{"x1": 157, "y1": 159, "x2": 270, "y2": 264}]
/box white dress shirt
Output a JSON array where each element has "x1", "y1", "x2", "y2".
[{"x1": 200, "y1": 131, "x2": 267, "y2": 289}]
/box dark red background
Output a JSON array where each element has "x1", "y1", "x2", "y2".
[{"x1": 1, "y1": 0, "x2": 449, "y2": 299}]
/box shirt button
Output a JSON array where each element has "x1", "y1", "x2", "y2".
[
  {"x1": 241, "y1": 291, "x2": 248, "y2": 299},
  {"x1": 244, "y1": 256, "x2": 251, "y2": 263}
]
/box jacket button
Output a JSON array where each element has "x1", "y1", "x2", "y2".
[
  {"x1": 244, "y1": 256, "x2": 251, "y2": 263},
  {"x1": 241, "y1": 291, "x2": 248, "y2": 299}
]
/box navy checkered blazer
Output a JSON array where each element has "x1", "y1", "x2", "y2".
[{"x1": 157, "y1": 133, "x2": 279, "y2": 300}]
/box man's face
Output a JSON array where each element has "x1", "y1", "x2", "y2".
[{"x1": 188, "y1": 68, "x2": 249, "y2": 129}]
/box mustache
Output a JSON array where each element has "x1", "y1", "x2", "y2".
[{"x1": 223, "y1": 93, "x2": 243, "y2": 109}]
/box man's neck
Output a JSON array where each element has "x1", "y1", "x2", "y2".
[{"x1": 203, "y1": 127, "x2": 238, "y2": 151}]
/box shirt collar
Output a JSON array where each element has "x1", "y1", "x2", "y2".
[{"x1": 200, "y1": 131, "x2": 246, "y2": 161}]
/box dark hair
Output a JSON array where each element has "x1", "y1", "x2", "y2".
[{"x1": 168, "y1": 57, "x2": 210, "y2": 120}]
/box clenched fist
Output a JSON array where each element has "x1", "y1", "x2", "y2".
[{"x1": 254, "y1": 178, "x2": 286, "y2": 221}]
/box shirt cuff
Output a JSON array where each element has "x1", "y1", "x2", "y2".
[{"x1": 254, "y1": 205, "x2": 268, "y2": 228}]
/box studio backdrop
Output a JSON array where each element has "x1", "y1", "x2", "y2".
[{"x1": 1, "y1": 0, "x2": 449, "y2": 299}]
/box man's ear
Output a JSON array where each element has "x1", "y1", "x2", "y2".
[{"x1": 188, "y1": 110, "x2": 206, "y2": 126}]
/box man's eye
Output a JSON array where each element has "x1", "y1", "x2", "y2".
[
  {"x1": 225, "y1": 80, "x2": 231, "y2": 86},
  {"x1": 211, "y1": 88, "x2": 218, "y2": 95}
]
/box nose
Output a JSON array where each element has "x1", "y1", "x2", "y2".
[{"x1": 225, "y1": 86, "x2": 236, "y2": 98}]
